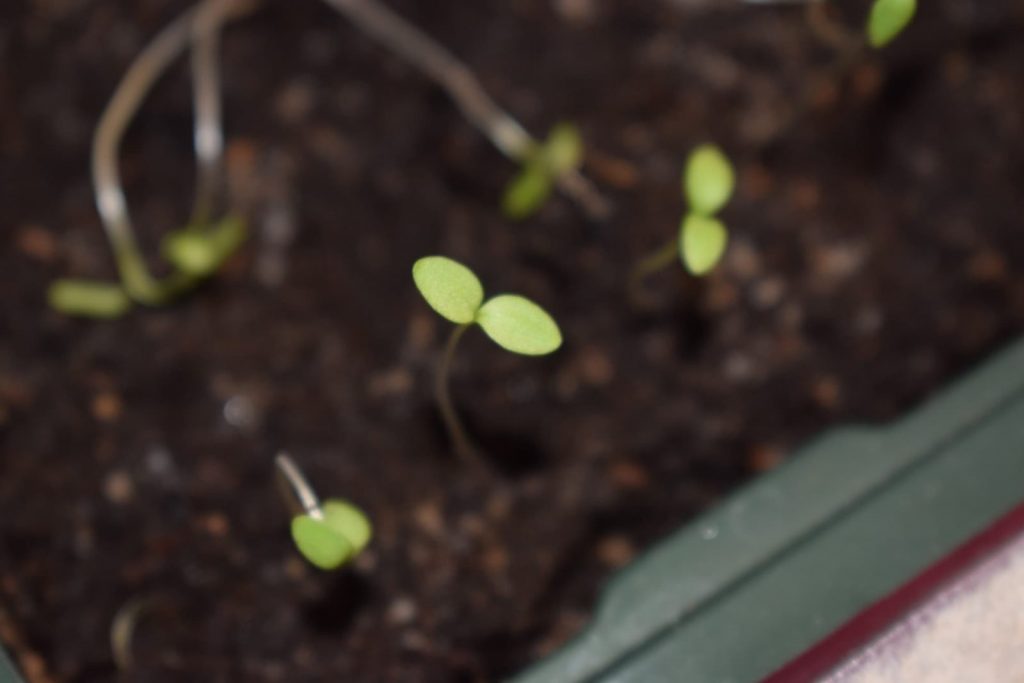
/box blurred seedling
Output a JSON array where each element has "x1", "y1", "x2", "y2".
[
  {"x1": 275, "y1": 452, "x2": 372, "y2": 571},
  {"x1": 747, "y1": 0, "x2": 916, "y2": 49},
  {"x1": 48, "y1": 0, "x2": 253, "y2": 319},
  {"x1": 320, "y1": 0, "x2": 609, "y2": 220},
  {"x1": 502, "y1": 122, "x2": 584, "y2": 220},
  {"x1": 864, "y1": 0, "x2": 916, "y2": 48},
  {"x1": 631, "y1": 144, "x2": 735, "y2": 296},
  {"x1": 412, "y1": 256, "x2": 562, "y2": 463},
  {"x1": 741, "y1": 0, "x2": 916, "y2": 145}
]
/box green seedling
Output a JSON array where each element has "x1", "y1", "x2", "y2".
[
  {"x1": 866, "y1": 0, "x2": 916, "y2": 47},
  {"x1": 800, "y1": 0, "x2": 916, "y2": 50},
  {"x1": 49, "y1": 0, "x2": 250, "y2": 319},
  {"x1": 161, "y1": 216, "x2": 247, "y2": 277},
  {"x1": 275, "y1": 453, "x2": 372, "y2": 571},
  {"x1": 631, "y1": 144, "x2": 735, "y2": 289},
  {"x1": 412, "y1": 255, "x2": 562, "y2": 462},
  {"x1": 502, "y1": 123, "x2": 584, "y2": 220},
  {"x1": 321, "y1": 0, "x2": 609, "y2": 219}
]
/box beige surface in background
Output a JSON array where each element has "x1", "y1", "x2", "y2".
[{"x1": 825, "y1": 532, "x2": 1024, "y2": 683}]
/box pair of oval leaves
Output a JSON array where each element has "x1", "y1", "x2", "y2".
[
  {"x1": 680, "y1": 144, "x2": 735, "y2": 276},
  {"x1": 413, "y1": 256, "x2": 562, "y2": 356},
  {"x1": 502, "y1": 123, "x2": 583, "y2": 221},
  {"x1": 291, "y1": 499, "x2": 373, "y2": 570}
]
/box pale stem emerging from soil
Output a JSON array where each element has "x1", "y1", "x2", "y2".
[
  {"x1": 436, "y1": 323, "x2": 479, "y2": 464},
  {"x1": 190, "y1": 1, "x2": 231, "y2": 227},
  {"x1": 275, "y1": 452, "x2": 324, "y2": 520},
  {"x1": 92, "y1": 0, "x2": 254, "y2": 303},
  {"x1": 630, "y1": 237, "x2": 679, "y2": 285},
  {"x1": 320, "y1": 0, "x2": 611, "y2": 220}
]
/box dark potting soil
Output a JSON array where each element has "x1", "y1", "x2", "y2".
[{"x1": 2, "y1": 0, "x2": 1024, "y2": 681}]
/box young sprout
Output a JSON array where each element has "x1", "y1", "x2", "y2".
[
  {"x1": 746, "y1": 0, "x2": 916, "y2": 50},
  {"x1": 412, "y1": 256, "x2": 562, "y2": 462},
  {"x1": 866, "y1": 0, "x2": 916, "y2": 48},
  {"x1": 502, "y1": 123, "x2": 583, "y2": 220},
  {"x1": 275, "y1": 453, "x2": 372, "y2": 571},
  {"x1": 631, "y1": 144, "x2": 735, "y2": 289},
  {"x1": 48, "y1": 0, "x2": 253, "y2": 319},
  {"x1": 319, "y1": 0, "x2": 609, "y2": 220}
]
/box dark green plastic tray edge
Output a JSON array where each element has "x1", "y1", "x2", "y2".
[{"x1": 514, "y1": 337, "x2": 1024, "y2": 683}]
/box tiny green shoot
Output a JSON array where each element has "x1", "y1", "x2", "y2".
[
  {"x1": 412, "y1": 256, "x2": 561, "y2": 461},
  {"x1": 161, "y1": 215, "x2": 247, "y2": 277},
  {"x1": 275, "y1": 453, "x2": 372, "y2": 571},
  {"x1": 632, "y1": 144, "x2": 735, "y2": 290},
  {"x1": 48, "y1": 279, "x2": 133, "y2": 319},
  {"x1": 866, "y1": 0, "x2": 916, "y2": 48},
  {"x1": 502, "y1": 123, "x2": 583, "y2": 220},
  {"x1": 49, "y1": 0, "x2": 248, "y2": 320},
  {"x1": 48, "y1": 215, "x2": 246, "y2": 319}
]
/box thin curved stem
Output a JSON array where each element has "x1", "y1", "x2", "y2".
[
  {"x1": 275, "y1": 452, "x2": 323, "y2": 520},
  {"x1": 629, "y1": 236, "x2": 679, "y2": 295},
  {"x1": 190, "y1": 2, "x2": 230, "y2": 227},
  {"x1": 91, "y1": 0, "x2": 254, "y2": 303},
  {"x1": 320, "y1": 0, "x2": 610, "y2": 220},
  {"x1": 435, "y1": 323, "x2": 478, "y2": 464}
]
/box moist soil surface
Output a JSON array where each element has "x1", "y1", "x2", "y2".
[{"x1": 2, "y1": 1, "x2": 1024, "y2": 681}]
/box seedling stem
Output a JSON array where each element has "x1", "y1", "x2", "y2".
[
  {"x1": 436, "y1": 323, "x2": 477, "y2": 464},
  {"x1": 321, "y1": 0, "x2": 609, "y2": 219},
  {"x1": 630, "y1": 237, "x2": 679, "y2": 291},
  {"x1": 275, "y1": 452, "x2": 323, "y2": 520}
]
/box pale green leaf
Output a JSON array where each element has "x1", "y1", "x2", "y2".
[
  {"x1": 502, "y1": 164, "x2": 553, "y2": 221},
  {"x1": 291, "y1": 515, "x2": 354, "y2": 570},
  {"x1": 322, "y1": 499, "x2": 372, "y2": 554},
  {"x1": 679, "y1": 213, "x2": 728, "y2": 276},
  {"x1": 867, "y1": 0, "x2": 916, "y2": 48},
  {"x1": 162, "y1": 216, "x2": 246, "y2": 276},
  {"x1": 162, "y1": 231, "x2": 219, "y2": 276},
  {"x1": 476, "y1": 294, "x2": 562, "y2": 356},
  {"x1": 684, "y1": 144, "x2": 735, "y2": 216},
  {"x1": 542, "y1": 123, "x2": 583, "y2": 174},
  {"x1": 413, "y1": 256, "x2": 485, "y2": 324},
  {"x1": 48, "y1": 279, "x2": 132, "y2": 319}
]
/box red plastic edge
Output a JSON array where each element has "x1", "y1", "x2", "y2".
[{"x1": 763, "y1": 499, "x2": 1024, "y2": 683}]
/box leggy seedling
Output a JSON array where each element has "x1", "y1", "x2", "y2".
[
  {"x1": 275, "y1": 453, "x2": 372, "y2": 571},
  {"x1": 319, "y1": 0, "x2": 609, "y2": 220},
  {"x1": 412, "y1": 256, "x2": 562, "y2": 463},
  {"x1": 631, "y1": 144, "x2": 735, "y2": 292},
  {"x1": 48, "y1": 0, "x2": 253, "y2": 318}
]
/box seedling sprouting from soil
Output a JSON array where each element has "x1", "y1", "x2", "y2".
[
  {"x1": 48, "y1": 0, "x2": 253, "y2": 318},
  {"x1": 502, "y1": 123, "x2": 584, "y2": 220},
  {"x1": 412, "y1": 256, "x2": 562, "y2": 462},
  {"x1": 275, "y1": 453, "x2": 372, "y2": 571},
  {"x1": 631, "y1": 144, "x2": 735, "y2": 291},
  {"x1": 747, "y1": 0, "x2": 916, "y2": 49},
  {"x1": 320, "y1": 0, "x2": 609, "y2": 220}
]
